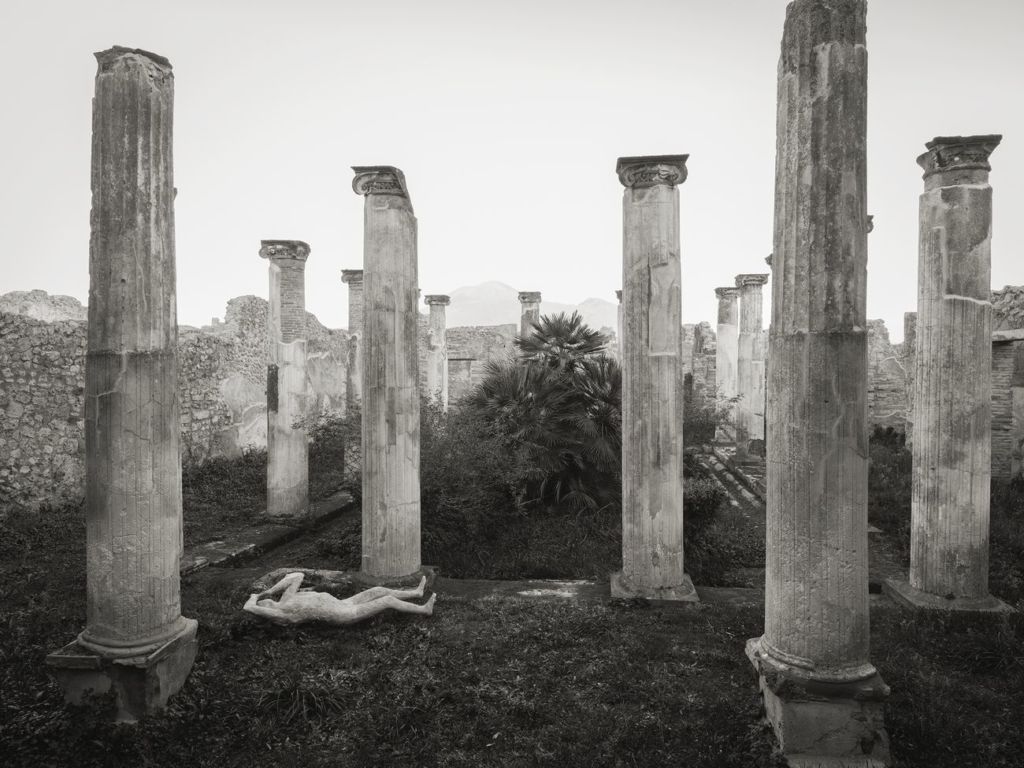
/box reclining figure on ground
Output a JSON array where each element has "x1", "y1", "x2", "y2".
[{"x1": 243, "y1": 572, "x2": 436, "y2": 626}]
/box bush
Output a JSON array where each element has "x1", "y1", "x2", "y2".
[
  {"x1": 867, "y1": 426, "x2": 912, "y2": 560},
  {"x1": 305, "y1": 404, "x2": 361, "y2": 502}
]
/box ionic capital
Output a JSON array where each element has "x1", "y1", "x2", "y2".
[
  {"x1": 259, "y1": 240, "x2": 310, "y2": 263},
  {"x1": 735, "y1": 273, "x2": 769, "y2": 288},
  {"x1": 341, "y1": 269, "x2": 364, "y2": 286},
  {"x1": 518, "y1": 291, "x2": 541, "y2": 304},
  {"x1": 715, "y1": 287, "x2": 741, "y2": 301},
  {"x1": 424, "y1": 294, "x2": 450, "y2": 307},
  {"x1": 615, "y1": 154, "x2": 689, "y2": 189},
  {"x1": 351, "y1": 165, "x2": 410, "y2": 198},
  {"x1": 917, "y1": 135, "x2": 1002, "y2": 180}
]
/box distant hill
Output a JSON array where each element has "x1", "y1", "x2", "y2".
[{"x1": 443, "y1": 281, "x2": 617, "y2": 334}]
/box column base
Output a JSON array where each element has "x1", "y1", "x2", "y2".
[
  {"x1": 355, "y1": 565, "x2": 438, "y2": 589},
  {"x1": 746, "y1": 638, "x2": 891, "y2": 767},
  {"x1": 46, "y1": 618, "x2": 198, "y2": 723},
  {"x1": 610, "y1": 571, "x2": 699, "y2": 602},
  {"x1": 883, "y1": 578, "x2": 1013, "y2": 614}
]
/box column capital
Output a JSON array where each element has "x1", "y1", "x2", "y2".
[
  {"x1": 95, "y1": 46, "x2": 172, "y2": 74},
  {"x1": 715, "y1": 286, "x2": 741, "y2": 300},
  {"x1": 518, "y1": 291, "x2": 541, "y2": 304},
  {"x1": 351, "y1": 165, "x2": 409, "y2": 198},
  {"x1": 259, "y1": 240, "x2": 310, "y2": 263},
  {"x1": 918, "y1": 135, "x2": 1001, "y2": 180},
  {"x1": 735, "y1": 273, "x2": 769, "y2": 288},
  {"x1": 424, "y1": 294, "x2": 450, "y2": 307},
  {"x1": 341, "y1": 269, "x2": 364, "y2": 286},
  {"x1": 616, "y1": 154, "x2": 688, "y2": 189}
]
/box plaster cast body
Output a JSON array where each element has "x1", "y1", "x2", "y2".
[{"x1": 243, "y1": 572, "x2": 435, "y2": 626}]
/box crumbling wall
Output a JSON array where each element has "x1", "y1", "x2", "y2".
[{"x1": 867, "y1": 319, "x2": 909, "y2": 430}]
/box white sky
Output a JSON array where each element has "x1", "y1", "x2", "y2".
[{"x1": 1, "y1": 0, "x2": 1021, "y2": 341}]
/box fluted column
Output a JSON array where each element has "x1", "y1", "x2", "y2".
[
  {"x1": 342, "y1": 269, "x2": 364, "y2": 410},
  {"x1": 424, "y1": 294, "x2": 450, "y2": 410},
  {"x1": 886, "y1": 135, "x2": 1007, "y2": 613},
  {"x1": 352, "y1": 166, "x2": 421, "y2": 580},
  {"x1": 47, "y1": 46, "x2": 197, "y2": 721},
  {"x1": 746, "y1": 3, "x2": 890, "y2": 764},
  {"x1": 714, "y1": 287, "x2": 740, "y2": 443},
  {"x1": 735, "y1": 274, "x2": 768, "y2": 460},
  {"x1": 260, "y1": 240, "x2": 310, "y2": 518},
  {"x1": 611, "y1": 154, "x2": 696, "y2": 602},
  {"x1": 518, "y1": 291, "x2": 541, "y2": 338},
  {"x1": 903, "y1": 310, "x2": 917, "y2": 444}
]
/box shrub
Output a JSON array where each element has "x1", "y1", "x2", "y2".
[{"x1": 304, "y1": 404, "x2": 361, "y2": 502}]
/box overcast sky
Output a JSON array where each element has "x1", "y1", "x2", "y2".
[{"x1": 2, "y1": 0, "x2": 1021, "y2": 341}]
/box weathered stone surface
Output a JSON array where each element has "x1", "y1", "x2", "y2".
[
  {"x1": 424, "y1": 295, "x2": 450, "y2": 409},
  {"x1": 714, "y1": 287, "x2": 740, "y2": 440},
  {"x1": 0, "y1": 290, "x2": 87, "y2": 322},
  {"x1": 353, "y1": 166, "x2": 421, "y2": 580},
  {"x1": 612, "y1": 154, "x2": 696, "y2": 602},
  {"x1": 749, "y1": 2, "x2": 888, "y2": 763},
  {"x1": 260, "y1": 240, "x2": 311, "y2": 518},
  {"x1": 903, "y1": 135, "x2": 1003, "y2": 606},
  {"x1": 517, "y1": 291, "x2": 542, "y2": 338},
  {"x1": 341, "y1": 269, "x2": 364, "y2": 409},
  {"x1": 735, "y1": 274, "x2": 768, "y2": 458},
  {"x1": 46, "y1": 46, "x2": 196, "y2": 721}
]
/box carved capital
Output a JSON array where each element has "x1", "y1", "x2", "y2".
[
  {"x1": 351, "y1": 165, "x2": 409, "y2": 198},
  {"x1": 616, "y1": 154, "x2": 688, "y2": 189},
  {"x1": 918, "y1": 135, "x2": 1002, "y2": 179},
  {"x1": 259, "y1": 240, "x2": 310, "y2": 262},
  {"x1": 715, "y1": 287, "x2": 741, "y2": 301},
  {"x1": 424, "y1": 294, "x2": 450, "y2": 307},
  {"x1": 735, "y1": 273, "x2": 769, "y2": 288},
  {"x1": 518, "y1": 291, "x2": 542, "y2": 304},
  {"x1": 341, "y1": 269, "x2": 364, "y2": 286}
]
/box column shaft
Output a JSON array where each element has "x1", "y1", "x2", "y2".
[
  {"x1": 612, "y1": 154, "x2": 695, "y2": 602},
  {"x1": 342, "y1": 269, "x2": 364, "y2": 409},
  {"x1": 261, "y1": 241, "x2": 310, "y2": 518},
  {"x1": 735, "y1": 275, "x2": 768, "y2": 457},
  {"x1": 424, "y1": 296, "x2": 450, "y2": 409},
  {"x1": 908, "y1": 135, "x2": 1002, "y2": 604},
  {"x1": 353, "y1": 167, "x2": 421, "y2": 580}
]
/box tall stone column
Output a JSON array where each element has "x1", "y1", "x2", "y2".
[
  {"x1": 260, "y1": 240, "x2": 310, "y2": 518},
  {"x1": 714, "y1": 287, "x2": 740, "y2": 443},
  {"x1": 352, "y1": 166, "x2": 421, "y2": 581},
  {"x1": 611, "y1": 154, "x2": 696, "y2": 602},
  {"x1": 615, "y1": 289, "x2": 623, "y2": 358},
  {"x1": 885, "y1": 135, "x2": 1007, "y2": 613},
  {"x1": 46, "y1": 47, "x2": 197, "y2": 722},
  {"x1": 735, "y1": 274, "x2": 768, "y2": 460},
  {"x1": 518, "y1": 291, "x2": 541, "y2": 338},
  {"x1": 424, "y1": 294, "x2": 450, "y2": 410},
  {"x1": 746, "y1": 3, "x2": 890, "y2": 765},
  {"x1": 342, "y1": 269, "x2": 364, "y2": 410},
  {"x1": 903, "y1": 310, "x2": 917, "y2": 444}
]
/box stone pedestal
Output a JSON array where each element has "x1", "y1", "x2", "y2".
[
  {"x1": 749, "y1": 2, "x2": 890, "y2": 764},
  {"x1": 735, "y1": 274, "x2": 768, "y2": 460},
  {"x1": 611, "y1": 154, "x2": 697, "y2": 603},
  {"x1": 885, "y1": 134, "x2": 1009, "y2": 614},
  {"x1": 714, "y1": 286, "x2": 740, "y2": 443},
  {"x1": 424, "y1": 294, "x2": 450, "y2": 409},
  {"x1": 46, "y1": 46, "x2": 196, "y2": 722},
  {"x1": 518, "y1": 291, "x2": 542, "y2": 338},
  {"x1": 342, "y1": 269, "x2": 364, "y2": 410},
  {"x1": 260, "y1": 240, "x2": 310, "y2": 518},
  {"x1": 353, "y1": 166, "x2": 421, "y2": 580}
]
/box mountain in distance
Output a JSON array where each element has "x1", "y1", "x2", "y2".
[{"x1": 439, "y1": 281, "x2": 618, "y2": 334}]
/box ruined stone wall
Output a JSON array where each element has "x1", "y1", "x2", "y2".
[
  {"x1": 0, "y1": 293, "x2": 350, "y2": 511},
  {"x1": 991, "y1": 341, "x2": 1023, "y2": 481},
  {"x1": 446, "y1": 324, "x2": 517, "y2": 403},
  {"x1": 867, "y1": 319, "x2": 909, "y2": 430}
]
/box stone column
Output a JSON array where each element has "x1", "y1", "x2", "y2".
[
  {"x1": 714, "y1": 287, "x2": 740, "y2": 443},
  {"x1": 615, "y1": 289, "x2": 623, "y2": 358},
  {"x1": 46, "y1": 47, "x2": 197, "y2": 722},
  {"x1": 342, "y1": 269, "x2": 364, "y2": 410},
  {"x1": 734, "y1": 274, "x2": 768, "y2": 460},
  {"x1": 260, "y1": 240, "x2": 310, "y2": 518},
  {"x1": 746, "y1": 3, "x2": 890, "y2": 765},
  {"x1": 903, "y1": 310, "x2": 917, "y2": 444},
  {"x1": 352, "y1": 166, "x2": 421, "y2": 581},
  {"x1": 424, "y1": 294, "x2": 450, "y2": 410},
  {"x1": 518, "y1": 291, "x2": 541, "y2": 338},
  {"x1": 885, "y1": 135, "x2": 1007, "y2": 613},
  {"x1": 611, "y1": 154, "x2": 696, "y2": 602}
]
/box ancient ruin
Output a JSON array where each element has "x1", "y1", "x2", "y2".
[
  {"x1": 260, "y1": 240, "x2": 311, "y2": 518},
  {"x1": 886, "y1": 135, "x2": 1009, "y2": 613},
  {"x1": 517, "y1": 291, "x2": 542, "y2": 338},
  {"x1": 341, "y1": 269, "x2": 364, "y2": 410},
  {"x1": 423, "y1": 294, "x2": 450, "y2": 409},
  {"x1": 714, "y1": 286, "x2": 740, "y2": 439},
  {"x1": 611, "y1": 154, "x2": 696, "y2": 602},
  {"x1": 734, "y1": 274, "x2": 768, "y2": 459},
  {"x1": 45, "y1": 47, "x2": 197, "y2": 721},
  {"x1": 353, "y1": 166, "x2": 422, "y2": 580},
  {"x1": 745, "y1": 2, "x2": 891, "y2": 765}
]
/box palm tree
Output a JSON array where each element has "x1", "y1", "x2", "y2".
[{"x1": 514, "y1": 311, "x2": 609, "y2": 373}]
